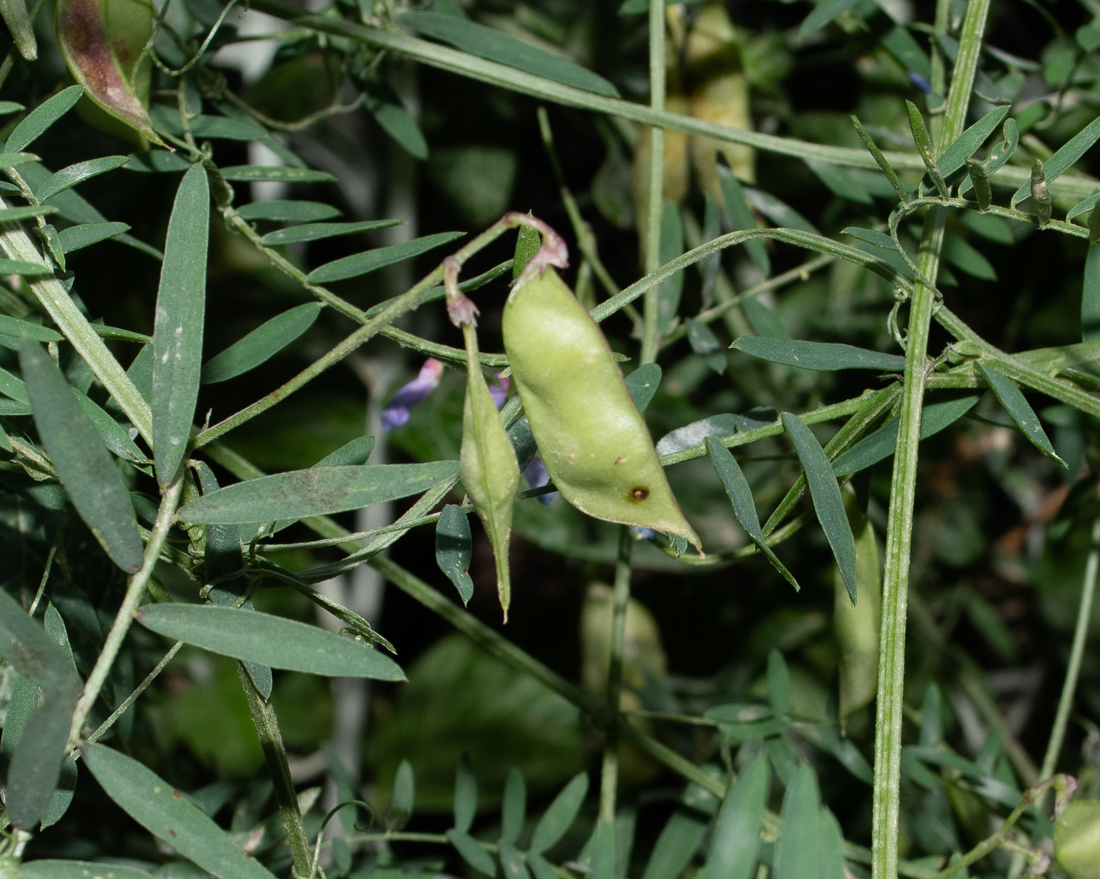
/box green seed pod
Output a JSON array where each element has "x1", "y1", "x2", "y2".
[
  {"x1": 503, "y1": 267, "x2": 701, "y2": 550},
  {"x1": 1055, "y1": 799, "x2": 1100, "y2": 878},
  {"x1": 833, "y1": 488, "x2": 881, "y2": 720},
  {"x1": 459, "y1": 324, "x2": 520, "y2": 620}
]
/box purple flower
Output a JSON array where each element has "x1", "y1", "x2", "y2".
[
  {"x1": 489, "y1": 372, "x2": 510, "y2": 408},
  {"x1": 381, "y1": 359, "x2": 444, "y2": 431},
  {"x1": 630, "y1": 526, "x2": 658, "y2": 541},
  {"x1": 908, "y1": 70, "x2": 932, "y2": 94},
  {"x1": 523, "y1": 456, "x2": 554, "y2": 504}
]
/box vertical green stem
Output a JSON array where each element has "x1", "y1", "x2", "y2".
[
  {"x1": 599, "y1": 527, "x2": 634, "y2": 822},
  {"x1": 237, "y1": 664, "x2": 312, "y2": 878},
  {"x1": 67, "y1": 474, "x2": 184, "y2": 749},
  {"x1": 873, "y1": 208, "x2": 946, "y2": 879},
  {"x1": 640, "y1": 0, "x2": 666, "y2": 365},
  {"x1": 872, "y1": 2, "x2": 990, "y2": 876},
  {"x1": 1040, "y1": 515, "x2": 1100, "y2": 780}
]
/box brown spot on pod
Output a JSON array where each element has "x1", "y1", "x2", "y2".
[{"x1": 629, "y1": 486, "x2": 650, "y2": 502}]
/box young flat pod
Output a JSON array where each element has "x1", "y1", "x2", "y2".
[{"x1": 503, "y1": 266, "x2": 701, "y2": 551}]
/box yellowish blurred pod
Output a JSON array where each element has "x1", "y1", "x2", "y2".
[
  {"x1": 686, "y1": 2, "x2": 755, "y2": 198},
  {"x1": 580, "y1": 582, "x2": 668, "y2": 785},
  {"x1": 833, "y1": 488, "x2": 881, "y2": 720}
]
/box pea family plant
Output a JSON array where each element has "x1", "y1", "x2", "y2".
[{"x1": 1, "y1": 0, "x2": 1100, "y2": 877}]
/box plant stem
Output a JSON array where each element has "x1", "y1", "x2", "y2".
[
  {"x1": 1040, "y1": 514, "x2": 1100, "y2": 780},
  {"x1": 872, "y1": 0, "x2": 989, "y2": 874},
  {"x1": 67, "y1": 474, "x2": 184, "y2": 749},
  {"x1": 237, "y1": 664, "x2": 312, "y2": 879},
  {"x1": 873, "y1": 209, "x2": 946, "y2": 879},
  {"x1": 640, "y1": 0, "x2": 666, "y2": 365},
  {"x1": 931, "y1": 775, "x2": 1068, "y2": 879},
  {"x1": 599, "y1": 527, "x2": 634, "y2": 822},
  {"x1": 83, "y1": 641, "x2": 183, "y2": 748}
]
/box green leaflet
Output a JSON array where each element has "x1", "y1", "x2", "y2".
[
  {"x1": 82, "y1": 744, "x2": 280, "y2": 879},
  {"x1": 460, "y1": 325, "x2": 520, "y2": 619},
  {"x1": 436, "y1": 503, "x2": 475, "y2": 605},
  {"x1": 850, "y1": 115, "x2": 910, "y2": 205},
  {"x1": 0, "y1": 204, "x2": 60, "y2": 223},
  {"x1": 388, "y1": 760, "x2": 415, "y2": 830},
  {"x1": 818, "y1": 810, "x2": 848, "y2": 879},
  {"x1": 34, "y1": 155, "x2": 129, "y2": 201},
  {"x1": 906, "y1": 101, "x2": 947, "y2": 197},
  {"x1": 20, "y1": 341, "x2": 144, "y2": 572},
  {"x1": 22, "y1": 863, "x2": 154, "y2": 879},
  {"x1": 1086, "y1": 244, "x2": 1100, "y2": 342},
  {"x1": 366, "y1": 88, "x2": 430, "y2": 160},
  {"x1": 686, "y1": 318, "x2": 726, "y2": 373},
  {"x1": 935, "y1": 106, "x2": 1010, "y2": 180},
  {"x1": 941, "y1": 233, "x2": 997, "y2": 281},
  {"x1": 701, "y1": 753, "x2": 769, "y2": 879},
  {"x1": 783, "y1": 414, "x2": 857, "y2": 603},
  {"x1": 259, "y1": 218, "x2": 402, "y2": 245},
  {"x1": 56, "y1": 221, "x2": 131, "y2": 253},
  {"x1": 447, "y1": 829, "x2": 496, "y2": 876},
  {"x1": 773, "y1": 764, "x2": 822, "y2": 879},
  {"x1": 177, "y1": 461, "x2": 461, "y2": 525},
  {"x1": 396, "y1": 10, "x2": 619, "y2": 98},
  {"x1": 125, "y1": 149, "x2": 192, "y2": 173},
  {"x1": 500, "y1": 767, "x2": 526, "y2": 845},
  {"x1": 624, "y1": 362, "x2": 662, "y2": 412},
  {"x1": 832, "y1": 391, "x2": 981, "y2": 477},
  {"x1": 799, "y1": 0, "x2": 860, "y2": 38},
  {"x1": 530, "y1": 772, "x2": 589, "y2": 854},
  {"x1": 513, "y1": 225, "x2": 541, "y2": 279},
  {"x1": 1012, "y1": 115, "x2": 1100, "y2": 206},
  {"x1": 707, "y1": 437, "x2": 799, "y2": 591},
  {"x1": 499, "y1": 842, "x2": 530, "y2": 879},
  {"x1": 978, "y1": 364, "x2": 1066, "y2": 467},
  {"x1": 19, "y1": 161, "x2": 160, "y2": 259},
  {"x1": 0, "y1": 316, "x2": 57, "y2": 343},
  {"x1": 657, "y1": 201, "x2": 685, "y2": 333},
  {"x1": 453, "y1": 754, "x2": 478, "y2": 833},
  {"x1": 732, "y1": 337, "x2": 906, "y2": 372},
  {"x1": 640, "y1": 768, "x2": 721, "y2": 879},
  {"x1": 0, "y1": 256, "x2": 51, "y2": 276},
  {"x1": 5, "y1": 85, "x2": 84, "y2": 152},
  {"x1": 718, "y1": 165, "x2": 770, "y2": 276},
  {"x1": 135, "y1": 604, "x2": 404, "y2": 680},
  {"x1": 768, "y1": 649, "x2": 791, "y2": 716},
  {"x1": 0, "y1": 0, "x2": 37, "y2": 60},
  {"x1": 201, "y1": 303, "x2": 323, "y2": 384},
  {"x1": 0, "y1": 590, "x2": 82, "y2": 828},
  {"x1": 237, "y1": 199, "x2": 342, "y2": 222},
  {"x1": 307, "y1": 231, "x2": 465, "y2": 283},
  {"x1": 805, "y1": 158, "x2": 873, "y2": 205},
  {"x1": 218, "y1": 165, "x2": 335, "y2": 183},
  {"x1": 152, "y1": 163, "x2": 210, "y2": 485}
]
